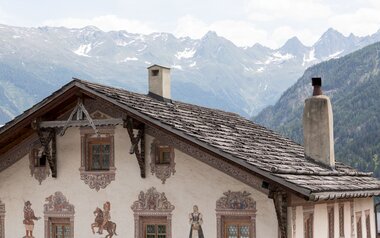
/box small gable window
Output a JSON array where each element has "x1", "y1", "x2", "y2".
[
  {"x1": 151, "y1": 69, "x2": 159, "y2": 76},
  {"x1": 158, "y1": 146, "x2": 172, "y2": 165},
  {"x1": 150, "y1": 139, "x2": 175, "y2": 184}
]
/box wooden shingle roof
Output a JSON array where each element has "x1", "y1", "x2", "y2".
[{"x1": 1, "y1": 78, "x2": 380, "y2": 201}]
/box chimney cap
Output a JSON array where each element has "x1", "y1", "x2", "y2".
[{"x1": 312, "y1": 77, "x2": 322, "y2": 87}]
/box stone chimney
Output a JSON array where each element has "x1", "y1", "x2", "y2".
[
  {"x1": 147, "y1": 64, "x2": 171, "y2": 101},
  {"x1": 303, "y1": 77, "x2": 335, "y2": 167}
]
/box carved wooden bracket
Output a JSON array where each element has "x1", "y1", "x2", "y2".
[
  {"x1": 124, "y1": 116, "x2": 145, "y2": 178},
  {"x1": 33, "y1": 121, "x2": 57, "y2": 178},
  {"x1": 269, "y1": 188, "x2": 288, "y2": 238}
]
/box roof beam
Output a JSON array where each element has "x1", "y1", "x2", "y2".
[{"x1": 39, "y1": 118, "x2": 123, "y2": 128}]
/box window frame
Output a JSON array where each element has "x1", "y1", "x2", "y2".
[
  {"x1": 224, "y1": 217, "x2": 252, "y2": 238},
  {"x1": 87, "y1": 137, "x2": 112, "y2": 171},
  {"x1": 142, "y1": 218, "x2": 168, "y2": 238}
]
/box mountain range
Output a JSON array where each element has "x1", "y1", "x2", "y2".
[
  {"x1": 1, "y1": 23, "x2": 380, "y2": 124},
  {"x1": 254, "y1": 42, "x2": 380, "y2": 177}
]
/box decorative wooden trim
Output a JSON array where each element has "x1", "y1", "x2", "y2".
[
  {"x1": 270, "y1": 189, "x2": 288, "y2": 238},
  {"x1": 350, "y1": 202, "x2": 355, "y2": 238},
  {"x1": 0, "y1": 134, "x2": 40, "y2": 173},
  {"x1": 29, "y1": 148, "x2": 50, "y2": 184},
  {"x1": 339, "y1": 203, "x2": 345, "y2": 238},
  {"x1": 291, "y1": 207, "x2": 296, "y2": 238},
  {"x1": 43, "y1": 192, "x2": 75, "y2": 238},
  {"x1": 0, "y1": 200, "x2": 4, "y2": 238},
  {"x1": 146, "y1": 126, "x2": 266, "y2": 193},
  {"x1": 150, "y1": 139, "x2": 175, "y2": 184},
  {"x1": 327, "y1": 205, "x2": 334, "y2": 238},
  {"x1": 365, "y1": 210, "x2": 371, "y2": 238},
  {"x1": 303, "y1": 205, "x2": 314, "y2": 238},
  {"x1": 79, "y1": 127, "x2": 115, "y2": 191},
  {"x1": 131, "y1": 187, "x2": 174, "y2": 238},
  {"x1": 356, "y1": 211, "x2": 363, "y2": 238},
  {"x1": 216, "y1": 191, "x2": 257, "y2": 238},
  {"x1": 124, "y1": 116, "x2": 146, "y2": 178}
]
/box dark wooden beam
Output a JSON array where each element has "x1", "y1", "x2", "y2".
[
  {"x1": 39, "y1": 118, "x2": 123, "y2": 128},
  {"x1": 36, "y1": 124, "x2": 57, "y2": 178},
  {"x1": 124, "y1": 116, "x2": 145, "y2": 178},
  {"x1": 269, "y1": 187, "x2": 288, "y2": 238}
]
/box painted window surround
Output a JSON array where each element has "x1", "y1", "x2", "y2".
[
  {"x1": 150, "y1": 139, "x2": 176, "y2": 184},
  {"x1": 216, "y1": 191, "x2": 257, "y2": 238},
  {"x1": 131, "y1": 187, "x2": 175, "y2": 238},
  {"x1": 80, "y1": 127, "x2": 116, "y2": 191},
  {"x1": 29, "y1": 147, "x2": 50, "y2": 185},
  {"x1": 43, "y1": 192, "x2": 75, "y2": 238}
]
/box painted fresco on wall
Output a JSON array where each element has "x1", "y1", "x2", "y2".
[
  {"x1": 23, "y1": 201, "x2": 41, "y2": 238},
  {"x1": 91, "y1": 201, "x2": 117, "y2": 238},
  {"x1": 189, "y1": 205, "x2": 204, "y2": 238}
]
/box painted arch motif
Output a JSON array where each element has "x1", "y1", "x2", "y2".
[{"x1": 216, "y1": 191, "x2": 257, "y2": 238}]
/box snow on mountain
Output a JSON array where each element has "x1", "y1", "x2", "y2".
[
  {"x1": 0, "y1": 24, "x2": 380, "y2": 125},
  {"x1": 74, "y1": 44, "x2": 92, "y2": 57}
]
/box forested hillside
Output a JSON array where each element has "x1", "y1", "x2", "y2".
[{"x1": 254, "y1": 42, "x2": 380, "y2": 177}]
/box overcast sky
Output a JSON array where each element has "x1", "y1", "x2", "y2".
[{"x1": 1, "y1": 0, "x2": 380, "y2": 48}]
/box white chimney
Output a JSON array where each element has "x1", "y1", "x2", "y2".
[
  {"x1": 147, "y1": 64, "x2": 171, "y2": 101},
  {"x1": 303, "y1": 77, "x2": 335, "y2": 167}
]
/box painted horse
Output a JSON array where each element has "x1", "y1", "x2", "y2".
[{"x1": 91, "y1": 207, "x2": 118, "y2": 238}]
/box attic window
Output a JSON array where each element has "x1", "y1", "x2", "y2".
[
  {"x1": 150, "y1": 139, "x2": 176, "y2": 183},
  {"x1": 152, "y1": 69, "x2": 159, "y2": 76},
  {"x1": 35, "y1": 153, "x2": 47, "y2": 167},
  {"x1": 158, "y1": 146, "x2": 171, "y2": 165}
]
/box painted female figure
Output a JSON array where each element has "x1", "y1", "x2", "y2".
[
  {"x1": 189, "y1": 205, "x2": 204, "y2": 238},
  {"x1": 23, "y1": 201, "x2": 40, "y2": 238}
]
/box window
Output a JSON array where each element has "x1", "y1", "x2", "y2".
[
  {"x1": 144, "y1": 221, "x2": 167, "y2": 238},
  {"x1": 303, "y1": 206, "x2": 314, "y2": 238},
  {"x1": 80, "y1": 128, "x2": 116, "y2": 191},
  {"x1": 32, "y1": 149, "x2": 47, "y2": 167},
  {"x1": 49, "y1": 219, "x2": 71, "y2": 238},
  {"x1": 88, "y1": 139, "x2": 111, "y2": 170},
  {"x1": 328, "y1": 206, "x2": 334, "y2": 238},
  {"x1": 29, "y1": 148, "x2": 50, "y2": 184},
  {"x1": 224, "y1": 219, "x2": 251, "y2": 238},
  {"x1": 157, "y1": 146, "x2": 171, "y2": 164}
]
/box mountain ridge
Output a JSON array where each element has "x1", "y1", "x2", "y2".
[{"x1": 1, "y1": 23, "x2": 380, "y2": 124}]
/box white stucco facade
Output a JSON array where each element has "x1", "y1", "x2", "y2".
[{"x1": 0, "y1": 125, "x2": 279, "y2": 238}]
